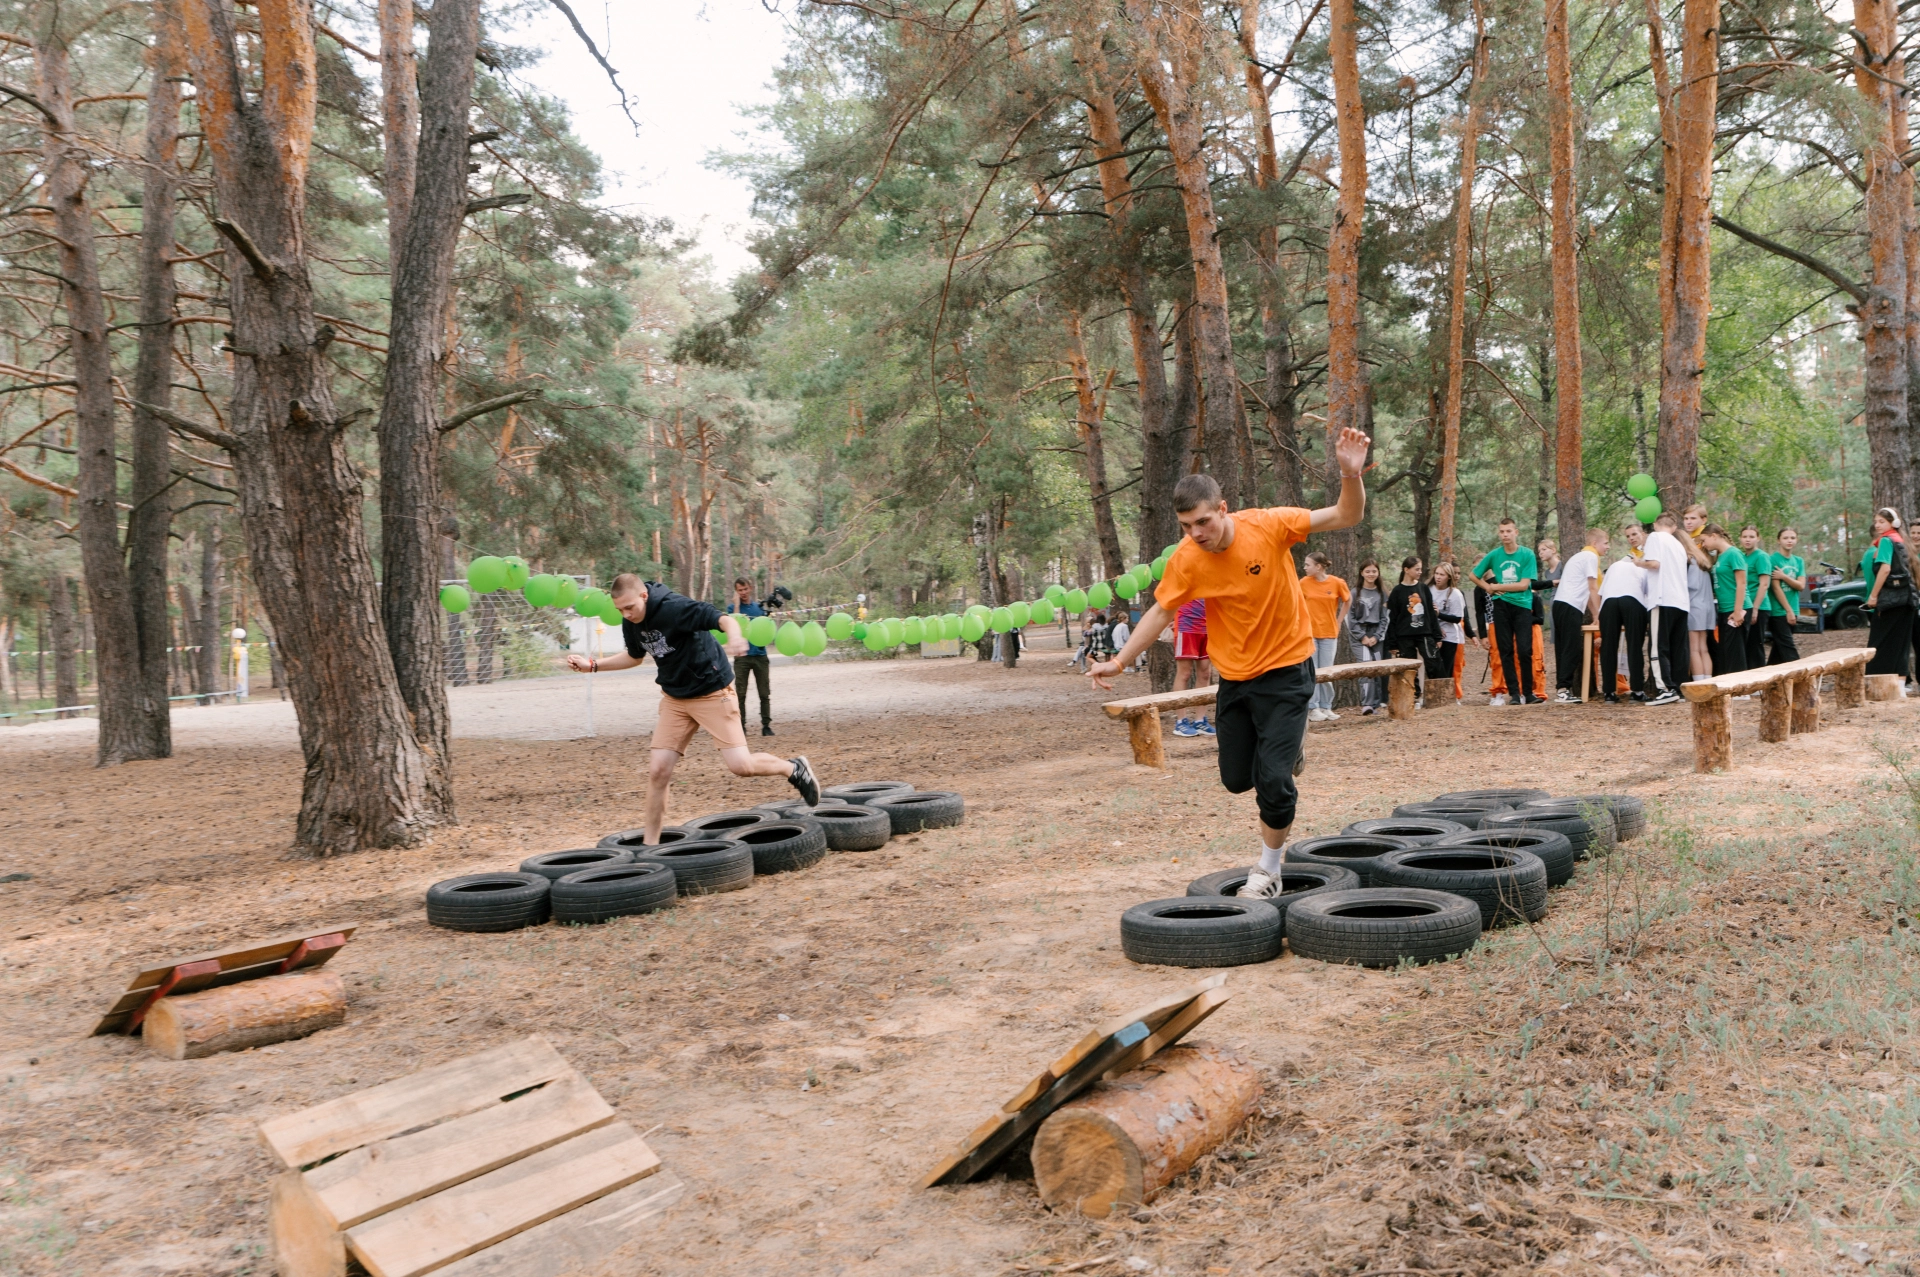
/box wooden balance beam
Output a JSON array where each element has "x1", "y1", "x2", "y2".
[
  {"x1": 1679, "y1": 646, "x2": 1873, "y2": 773},
  {"x1": 1102, "y1": 658, "x2": 1422, "y2": 768}
]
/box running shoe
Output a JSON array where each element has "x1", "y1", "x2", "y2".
[
  {"x1": 1173, "y1": 717, "x2": 1199, "y2": 737},
  {"x1": 761, "y1": 724, "x2": 775, "y2": 736},
  {"x1": 1647, "y1": 691, "x2": 1680, "y2": 706},
  {"x1": 1198, "y1": 717, "x2": 1216, "y2": 736},
  {"x1": 1240, "y1": 869, "x2": 1281, "y2": 899},
  {"x1": 1488, "y1": 694, "x2": 1509, "y2": 707},
  {"x1": 1324, "y1": 709, "x2": 1341, "y2": 720},
  {"x1": 1522, "y1": 695, "x2": 1549, "y2": 705},
  {"x1": 1554, "y1": 690, "x2": 1577, "y2": 704},
  {"x1": 1361, "y1": 705, "x2": 1376, "y2": 716},
  {"x1": 787, "y1": 755, "x2": 821, "y2": 805}
]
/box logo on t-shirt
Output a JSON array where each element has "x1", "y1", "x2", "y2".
[
  {"x1": 634, "y1": 630, "x2": 673, "y2": 659},
  {"x1": 1247, "y1": 562, "x2": 1263, "y2": 576}
]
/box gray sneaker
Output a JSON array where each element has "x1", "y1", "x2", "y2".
[{"x1": 1240, "y1": 868, "x2": 1281, "y2": 899}]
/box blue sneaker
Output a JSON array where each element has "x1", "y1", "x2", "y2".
[
  {"x1": 1198, "y1": 717, "x2": 1216, "y2": 736},
  {"x1": 1173, "y1": 717, "x2": 1199, "y2": 737}
]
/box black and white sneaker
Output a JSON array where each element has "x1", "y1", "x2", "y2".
[
  {"x1": 787, "y1": 755, "x2": 821, "y2": 806},
  {"x1": 1647, "y1": 690, "x2": 1681, "y2": 706},
  {"x1": 1554, "y1": 690, "x2": 1578, "y2": 704}
]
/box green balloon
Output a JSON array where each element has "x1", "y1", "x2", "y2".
[
  {"x1": 552, "y1": 576, "x2": 578, "y2": 607},
  {"x1": 966, "y1": 603, "x2": 991, "y2": 620},
  {"x1": 1131, "y1": 563, "x2": 1150, "y2": 583},
  {"x1": 1627, "y1": 472, "x2": 1658, "y2": 500},
  {"x1": 863, "y1": 627, "x2": 888, "y2": 652},
  {"x1": 990, "y1": 606, "x2": 1013, "y2": 633},
  {"x1": 1008, "y1": 601, "x2": 1031, "y2": 627},
  {"x1": 1065, "y1": 588, "x2": 1088, "y2": 613},
  {"x1": 599, "y1": 602, "x2": 623, "y2": 626},
  {"x1": 747, "y1": 615, "x2": 777, "y2": 647},
  {"x1": 885, "y1": 618, "x2": 906, "y2": 646},
  {"x1": 1088, "y1": 582, "x2": 1113, "y2": 609},
  {"x1": 800, "y1": 621, "x2": 827, "y2": 657},
  {"x1": 941, "y1": 613, "x2": 963, "y2": 640},
  {"x1": 852, "y1": 621, "x2": 868, "y2": 640},
  {"x1": 439, "y1": 584, "x2": 471, "y2": 614},
  {"x1": 1635, "y1": 495, "x2": 1663, "y2": 523},
  {"x1": 1044, "y1": 584, "x2": 1067, "y2": 606},
  {"x1": 1031, "y1": 599, "x2": 1055, "y2": 624},
  {"x1": 522, "y1": 574, "x2": 559, "y2": 607},
  {"x1": 826, "y1": 611, "x2": 853, "y2": 639},
  {"x1": 775, "y1": 621, "x2": 803, "y2": 656},
  {"x1": 466, "y1": 556, "x2": 507, "y2": 593},
  {"x1": 503, "y1": 556, "x2": 530, "y2": 589},
  {"x1": 1151, "y1": 557, "x2": 1168, "y2": 581},
  {"x1": 960, "y1": 613, "x2": 986, "y2": 642},
  {"x1": 573, "y1": 587, "x2": 603, "y2": 615},
  {"x1": 903, "y1": 616, "x2": 925, "y2": 644},
  {"x1": 1162, "y1": 543, "x2": 1181, "y2": 560},
  {"x1": 1115, "y1": 574, "x2": 1140, "y2": 600}
]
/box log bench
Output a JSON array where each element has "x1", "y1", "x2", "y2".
[
  {"x1": 1102, "y1": 658, "x2": 1422, "y2": 768},
  {"x1": 1680, "y1": 646, "x2": 1873, "y2": 773}
]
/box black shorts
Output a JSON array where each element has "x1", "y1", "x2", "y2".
[{"x1": 1214, "y1": 658, "x2": 1315, "y2": 830}]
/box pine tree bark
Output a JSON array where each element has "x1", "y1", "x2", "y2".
[
  {"x1": 1128, "y1": 0, "x2": 1252, "y2": 511},
  {"x1": 49, "y1": 573, "x2": 78, "y2": 717},
  {"x1": 1856, "y1": 0, "x2": 1914, "y2": 518},
  {"x1": 1544, "y1": 0, "x2": 1585, "y2": 550},
  {"x1": 196, "y1": 529, "x2": 222, "y2": 699},
  {"x1": 378, "y1": 0, "x2": 418, "y2": 259},
  {"x1": 1323, "y1": 0, "x2": 1367, "y2": 574},
  {"x1": 1065, "y1": 311, "x2": 1128, "y2": 578},
  {"x1": 182, "y1": 0, "x2": 437, "y2": 853},
  {"x1": 1240, "y1": 0, "x2": 1304, "y2": 509},
  {"x1": 34, "y1": 23, "x2": 157, "y2": 762},
  {"x1": 1437, "y1": 0, "x2": 1487, "y2": 560},
  {"x1": 1648, "y1": 0, "x2": 1714, "y2": 512},
  {"x1": 377, "y1": 0, "x2": 480, "y2": 823}
]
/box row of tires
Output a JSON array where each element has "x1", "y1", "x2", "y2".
[
  {"x1": 1119, "y1": 788, "x2": 1644, "y2": 969},
  {"x1": 426, "y1": 781, "x2": 964, "y2": 932}
]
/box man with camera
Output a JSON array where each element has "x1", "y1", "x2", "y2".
[{"x1": 730, "y1": 577, "x2": 779, "y2": 736}]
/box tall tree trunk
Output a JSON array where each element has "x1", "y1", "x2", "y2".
[
  {"x1": 441, "y1": 515, "x2": 468, "y2": 685},
  {"x1": 1544, "y1": 0, "x2": 1585, "y2": 550},
  {"x1": 1128, "y1": 0, "x2": 1252, "y2": 510},
  {"x1": 1240, "y1": 0, "x2": 1304, "y2": 509},
  {"x1": 49, "y1": 573, "x2": 78, "y2": 717},
  {"x1": 182, "y1": 0, "x2": 437, "y2": 853},
  {"x1": 378, "y1": 0, "x2": 418, "y2": 259},
  {"x1": 377, "y1": 0, "x2": 479, "y2": 824},
  {"x1": 1322, "y1": 0, "x2": 1367, "y2": 574},
  {"x1": 1066, "y1": 311, "x2": 1127, "y2": 577},
  {"x1": 1437, "y1": 0, "x2": 1488, "y2": 560},
  {"x1": 194, "y1": 529, "x2": 222, "y2": 701},
  {"x1": 1856, "y1": 0, "x2": 1913, "y2": 517},
  {"x1": 973, "y1": 510, "x2": 996, "y2": 661},
  {"x1": 1535, "y1": 339, "x2": 1555, "y2": 552},
  {"x1": 1648, "y1": 0, "x2": 1715, "y2": 512},
  {"x1": 34, "y1": 23, "x2": 155, "y2": 762}
]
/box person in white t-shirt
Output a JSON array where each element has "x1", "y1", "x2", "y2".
[
  {"x1": 1597, "y1": 521, "x2": 1653, "y2": 701},
  {"x1": 1641, "y1": 512, "x2": 1693, "y2": 703},
  {"x1": 1550, "y1": 530, "x2": 1605, "y2": 702}
]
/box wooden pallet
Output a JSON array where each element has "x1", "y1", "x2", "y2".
[
  {"x1": 264, "y1": 1036, "x2": 679, "y2": 1277},
  {"x1": 91, "y1": 925, "x2": 357, "y2": 1036},
  {"x1": 921, "y1": 975, "x2": 1230, "y2": 1187}
]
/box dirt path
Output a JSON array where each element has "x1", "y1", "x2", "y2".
[{"x1": 0, "y1": 636, "x2": 1908, "y2": 1275}]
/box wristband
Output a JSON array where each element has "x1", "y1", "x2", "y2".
[
  {"x1": 590, "y1": 658, "x2": 599, "y2": 673},
  {"x1": 1341, "y1": 471, "x2": 1363, "y2": 479}
]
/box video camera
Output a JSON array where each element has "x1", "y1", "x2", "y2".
[{"x1": 762, "y1": 585, "x2": 794, "y2": 611}]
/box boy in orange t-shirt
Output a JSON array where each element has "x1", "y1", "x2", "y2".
[
  {"x1": 1298, "y1": 551, "x2": 1351, "y2": 722},
  {"x1": 1088, "y1": 427, "x2": 1373, "y2": 900}
]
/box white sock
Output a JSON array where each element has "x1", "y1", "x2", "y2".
[{"x1": 1257, "y1": 844, "x2": 1285, "y2": 875}]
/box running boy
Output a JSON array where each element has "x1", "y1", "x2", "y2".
[{"x1": 1087, "y1": 427, "x2": 1373, "y2": 899}]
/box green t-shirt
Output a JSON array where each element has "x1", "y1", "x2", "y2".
[
  {"x1": 1742, "y1": 548, "x2": 1770, "y2": 609},
  {"x1": 1764, "y1": 553, "x2": 1804, "y2": 616},
  {"x1": 1473, "y1": 546, "x2": 1539, "y2": 610},
  {"x1": 1712, "y1": 546, "x2": 1748, "y2": 614},
  {"x1": 1862, "y1": 538, "x2": 1895, "y2": 583}
]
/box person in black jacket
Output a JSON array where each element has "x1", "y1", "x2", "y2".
[
  {"x1": 565, "y1": 573, "x2": 823, "y2": 841},
  {"x1": 1385, "y1": 556, "x2": 1440, "y2": 698}
]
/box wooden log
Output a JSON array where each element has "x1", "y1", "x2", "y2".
[
  {"x1": 1386, "y1": 667, "x2": 1418, "y2": 720},
  {"x1": 144, "y1": 969, "x2": 345, "y2": 1060},
  {"x1": 270, "y1": 1170, "x2": 347, "y2": 1277},
  {"x1": 1790, "y1": 670, "x2": 1819, "y2": 734},
  {"x1": 1031, "y1": 1043, "x2": 1260, "y2": 1219},
  {"x1": 1689, "y1": 695, "x2": 1731, "y2": 774},
  {"x1": 1835, "y1": 658, "x2": 1868, "y2": 708},
  {"x1": 1758, "y1": 679, "x2": 1793, "y2": 742},
  {"x1": 1866, "y1": 673, "x2": 1905, "y2": 701},
  {"x1": 1127, "y1": 711, "x2": 1165, "y2": 769}
]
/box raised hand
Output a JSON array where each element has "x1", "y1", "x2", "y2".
[{"x1": 1332, "y1": 425, "x2": 1372, "y2": 478}]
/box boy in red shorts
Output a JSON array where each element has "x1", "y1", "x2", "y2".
[{"x1": 1173, "y1": 598, "x2": 1213, "y2": 736}]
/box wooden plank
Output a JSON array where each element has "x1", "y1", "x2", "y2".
[
  {"x1": 1680, "y1": 648, "x2": 1873, "y2": 702},
  {"x1": 269, "y1": 1170, "x2": 348, "y2": 1277},
  {"x1": 1101, "y1": 985, "x2": 1231, "y2": 1080},
  {"x1": 1102, "y1": 662, "x2": 1418, "y2": 718},
  {"x1": 303, "y1": 1070, "x2": 616, "y2": 1229},
  {"x1": 91, "y1": 924, "x2": 358, "y2": 1035},
  {"x1": 259, "y1": 1037, "x2": 571, "y2": 1171},
  {"x1": 344, "y1": 1122, "x2": 660, "y2": 1277},
  {"x1": 428, "y1": 1171, "x2": 685, "y2": 1277}
]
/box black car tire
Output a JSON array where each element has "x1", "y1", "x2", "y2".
[
  {"x1": 630, "y1": 838, "x2": 754, "y2": 895},
  {"x1": 1342, "y1": 816, "x2": 1471, "y2": 845},
  {"x1": 867, "y1": 790, "x2": 965, "y2": 833},
  {"x1": 1430, "y1": 827, "x2": 1578, "y2": 888},
  {"x1": 821, "y1": 781, "x2": 916, "y2": 805},
  {"x1": 1183, "y1": 863, "x2": 1359, "y2": 935},
  {"x1": 1372, "y1": 846, "x2": 1549, "y2": 927},
  {"x1": 684, "y1": 809, "x2": 782, "y2": 837},
  {"x1": 1390, "y1": 800, "x2": 1514, "y2": 830},
  {"x1": 733, "y1": 819, "x2": 830, "y2": 874},
  {"x1": 597, "y1": 826, "x2": 697, "y2": 852},
  {"x1": 1834, "y1": 601, "x2": 1867, "y2": 630},
  {"x1": 1540, "y1": 793, "x2": 1645, "y2": 842},
  {"x1": 1434, "y1": 787, "x2": 1551, "y2": 807},
  {"x1": 1285, "y1": 888, "x2": 1483, "y2": 967},
  {"x1": 1282, "y1": 834, "x2": 1416, "y2": 887},
  {"x1": 806, "y1": 804, "x2": 892, "y2": 851},
  {"x1": 519, "y1": 848, "x2": 634, "y2": 880},
  {"x1": 551, "y1": 862, "x2": 678, "y2": 924},
  {"x1": 426, "y1": 873, "x2": 551, "y2": 932},
  {"x1": 754, "y1": 798, "x2": 813, "y2": 817},
  {"x1": 1119, "y1": 897, "x2": 1283, "y2": 967},
  {"x1": 1487, "y1": 801, "x2": 1616, "y2": 857}
]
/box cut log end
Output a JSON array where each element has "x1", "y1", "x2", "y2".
[
  {"x1": 1127, "y1": 710, "x2": 1166, "y2": 769},
  {"x1": 1866, "y1": 673, "x2": 1906, "y2": 702},
  {"x1": 1386, "y1": 669, "x2": 1417, "y2": 720},
  {"x1": 1689, "y1": 696, "x2": 1731, "y2": 774},
  {"x1": 1758, "y1": 680, "x2": 1792, "y2": 743},
  {"x1": 145, "y1": 969, "x2": 346, "y2": 1060}
]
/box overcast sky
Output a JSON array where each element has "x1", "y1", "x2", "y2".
[{"x1": 501, "y1": 0, "x2": 794, "y2": 279}]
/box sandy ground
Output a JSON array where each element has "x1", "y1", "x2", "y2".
[{"x1": 0, "y1": 629, "x2": 1909, "y2": 1276}]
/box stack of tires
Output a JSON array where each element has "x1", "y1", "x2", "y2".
[
  {"x1": 1118, "y1": 789, "x2": 1641, "y2": 969},
  {"x1": 426, "y1": 780, "x2": 966, "y2": 933}
]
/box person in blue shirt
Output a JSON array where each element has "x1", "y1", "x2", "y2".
[{"x1": 728, "y1": 577, "x2": 774, "y2": 736}]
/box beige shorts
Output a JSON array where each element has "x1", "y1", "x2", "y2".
[{"x1": 651, "y1": 687, "x2": 748, "y2": 755}]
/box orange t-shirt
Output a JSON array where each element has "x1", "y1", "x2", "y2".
[
  {"x1": 1298, "y1": 574, "x2": 1351, "y2": 639},
  {"x1": 1153, "y1": 507, "x2": 1313, "y2": 680}
]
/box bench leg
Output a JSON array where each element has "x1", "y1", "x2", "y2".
[
  {"x1": 1128, "y1": 711, "x2": 1166, "y2": 769},
  {"x1": 1691, "y1": 696, "x2": 1732, "y2": 773},
  {"x1": 1759, "y1": 680, "x2": 1792, "y2": 743},
  {"x1": 1790, "y1": 671, "x2": 1819, "y2": 734},
  {"x1": 1836, "y1": 661, "x2": 1866, "y2": 708},
  {"x1": 1387, "y1": 669, "x2": 1418, "y2": 720}
]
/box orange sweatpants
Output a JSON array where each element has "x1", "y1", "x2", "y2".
[{"x1": 1488, "y1": 624, "x2": 1547, "y2": 698}]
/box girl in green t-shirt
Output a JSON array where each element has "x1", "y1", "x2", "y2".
[
  {"x1": 1864, "y1": 507, "x2": 1915, "y2": 679},
  {"x1": 1762, "y1": 527, "x2": 1804, "y2": 665},
  {"x1": 1701, "y1": 525, "x2": 1748, "y2": 675}
]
